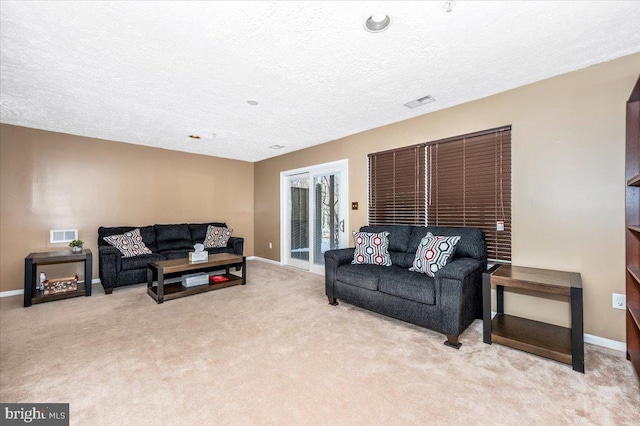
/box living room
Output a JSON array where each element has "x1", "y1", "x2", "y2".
[{"x1": 1, "y1": 1, "x2": 639, "y2": 424}]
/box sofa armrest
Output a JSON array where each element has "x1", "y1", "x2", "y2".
[
  {"x1": 98, "y1": 246, "x2": 122, "y2": 290},
  {"x1": 227, "y1": 237, "x2": 244, "y2": 256},
  {"x1": 436, "y1": 257, "x2": 484, "y2": 281},
  {"x1": 324, "y1": 248, "x2": 355, "y2": 299},
  {"x1": 434, "y1": 257, "x2": 486, "y2": 336}
]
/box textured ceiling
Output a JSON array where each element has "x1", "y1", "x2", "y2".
[{"x1": 1, "y1": 1, "x2": 640, "y2": 162}]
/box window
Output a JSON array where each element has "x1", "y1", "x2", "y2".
[
  {"x1": 368, "y1": 144, "x2": 425, "y2": 225},
  {"x1": 367, "y1": 126, "x2": 511, "y2": 262},
  {"x1": 426, "y1": 127, "x2": 511, "y2": 262}
]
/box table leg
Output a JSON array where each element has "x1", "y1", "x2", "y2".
[
  {"x1": 147, "y1": 266, "x2": 154, "y2": 289},
  {"x1": 482, "y1": 271, "x2": 492, "y2": 344},
  {"x1": 497, "y1": 285, "x2": 504, "y2": 314},
  {"x1": 571, "y1": 287, "x2": 585, "y2": 373},
  {"x1": 84, "y1": 252, "x2": 92, "y2": 297},
  {"x1": 242, "y1": 257, "x2": 246, "y2": 285},
  {"x1": 157, "y1": 269, "x2": 164, "y2": 304},
  {"x1": 24, "y1": 258, "x2": 33, "y2": 307}
]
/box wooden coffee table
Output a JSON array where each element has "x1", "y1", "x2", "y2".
[{"x1": 146, "y1": 253, "x2": 246, "y2": 304}]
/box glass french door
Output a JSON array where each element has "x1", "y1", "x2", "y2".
[
  {"x1": 285, "y1": 174, "x2": 310, "y2": 270},
  {"x1": 282, "y1": 161, "x2": 348, "y2": 274}
]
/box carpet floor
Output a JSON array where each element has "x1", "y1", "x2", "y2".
[{"x1": 1, "y1": 260, "x2": 639, "y2": 425}]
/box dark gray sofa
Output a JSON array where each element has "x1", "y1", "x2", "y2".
[
  {"x1": 324, "y1": 225, "x2": 486, "y2": 348},
  {"x1": 98, "y1": 222, "x2": 243, "y2": 294}
]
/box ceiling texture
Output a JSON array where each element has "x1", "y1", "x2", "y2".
[{"x1": 1, "y1": 1, "x2": 640, "y2": 162}]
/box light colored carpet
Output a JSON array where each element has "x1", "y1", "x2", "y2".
[{"x1": 1, "y1": 260, "x2": 638, "y2": 425}]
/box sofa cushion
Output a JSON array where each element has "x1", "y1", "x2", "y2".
[
  {"x1": 161, "y1": 249, "x2": 192, "y2": 260},
  {"x1": 189, "y1": 222, "x2": 227, "y2": 244},
  {"x1": 408, "y1": 226, "x2": 485, "y2": 261},
  {"x1": 206, "y1": 247, "x2": 233, "y2": 255},
  {"x1": 155, "y1": 224, "x2": 193, "y2": 251},
  {"x1": 390, "y1": 252, "x2": 415, "y2": 269},
  {"x1": 204, "y1": 225, "x2": 233, "y2": 248},
  {"x1": 378, "y1": 267, "x2": 436, "y2": 305},
  {"x1": 410, "y1": 233, "x2": 460, "y2": 277},
  {"x1": 98, "y1": 225, "x2": 157, "y2": 252},
  {"x1": 103, "y1": 228, "x2": 153, "y2": 258},
  {"x1": 121, "y1": 253, "x2": 166, "y2": 271},
  {"x1": 336, "y1": 264, "x2": 381, "y2": 291},
  {"x1": 359, "y1": 225, "x2": 411, "y2": 253},
  {"x1": 352, "y1": 231, "x2": 392, "y2": 266}
]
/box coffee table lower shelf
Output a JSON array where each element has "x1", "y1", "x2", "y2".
[{"x1": 147, "y1": 274, "x2": 242, "y2": 303}]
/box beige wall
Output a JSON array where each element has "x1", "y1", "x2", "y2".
[
  {"x1": 255, "y1": 52, "x2": 640, "y2": 342},
  {"x1": 0, "y1": 125, "x2": 254, "y2": 292}
]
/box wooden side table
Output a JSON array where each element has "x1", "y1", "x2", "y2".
[
  {"x1": 482, "y1": 264, "x2": 584, "y2": 373},
  {"x1": 24, "y1": 249, "x2": 92, "y2": 307}
]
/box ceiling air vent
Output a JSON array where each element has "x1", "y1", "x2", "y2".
[{"x1": 404, "y1": 95, "x2": 436, "y2": 109}]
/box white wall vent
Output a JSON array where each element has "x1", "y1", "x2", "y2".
[{"x1": 50, "y1": 229, "x2": 78, "y2": 243}]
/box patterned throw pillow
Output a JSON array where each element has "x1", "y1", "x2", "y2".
[
  {"x1": 352, "y1": 231, "x2": 392, "y2": 266},
  {"x1": 103, "y1": 228, "x2": 153, "y2": 258},
  {"x1": 204, "y1": 225, "x2": 233, "y2": 248},
  {"x1": 410, "y1": 233, "x2": 461, "y2": 277}
]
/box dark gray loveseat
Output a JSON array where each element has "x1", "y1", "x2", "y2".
[
  {"x1": 324, "y1": 225, "x2": 486, "y2": 348},
  {"x1": 98, "y1": 222, "x2": 243, "y2": 294}
]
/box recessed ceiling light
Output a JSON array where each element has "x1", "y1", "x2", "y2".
[
  {"x1": 269, "y1": 145, "x2": 284, "y2": 149},
  {"x1": 188, "y1": 134, "x2": 201, "y2": 139},
  {"x1": 364, "y1": 13, "x2": 391, "y2": 33},
  {"x1": 247, "y1": 100, "x2": 259, "y2": 105},
  {"x1": 443, "y1": 1, "x2": 456, "y2": 13},
  {"x1": 404, "y1": 95, "x2": 436, "y2": 109}
]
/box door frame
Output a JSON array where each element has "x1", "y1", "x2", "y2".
[{"x1": 280, "y1": 159, "x2": 349, "y2": 275}]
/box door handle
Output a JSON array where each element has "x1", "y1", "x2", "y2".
[{"x1": 340, "y1": 220, "x2": 345, "y2": 232}]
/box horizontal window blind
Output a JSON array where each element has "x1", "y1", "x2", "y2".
[
  {"x1": 368, "y1": 144, "x2": 425, "y2": 225},
  {"x1": 427, "y1": 127, "x2": 511, "y2": 261}
]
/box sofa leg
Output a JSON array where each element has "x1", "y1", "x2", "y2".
[
  {"x1": 104, "y1": 287, "x2": 113, "y2": 295},
  {"x1": 328, "y1": 296, "x2": 338, "y2": 306},
  {"x1": 444, "y1": 334, "x2": 461, "y2": 349}
]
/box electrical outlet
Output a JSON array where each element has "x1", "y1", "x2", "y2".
[
  {"x1": 612, "y1": 293, "x2": 626, "y2": 310},
  {"x1": 269, "y1": 242, "x2": 272, "y2": 249}
]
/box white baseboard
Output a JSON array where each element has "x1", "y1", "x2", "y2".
[
  {"x1": 247, "y1": 256, "x2": 282, "y2": 266},
  {"x1": 0, "y1": 289, "x2": 23, "y2": 298},
  {"x1": 584, "y1": 333, "x2": 626, "y2": 352},
  {"x1": 0, "y1": 278, "x2": 102, "y2": 298}
]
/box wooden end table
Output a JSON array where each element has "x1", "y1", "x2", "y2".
[
  {"x1": 24, "y1": 249, "x2": 92, "y2": 307},
  {"x1": 482, "y1": 264, "x2": 584, "y2": 373},
  {"x1": 147, "y1": 253, "x2": 246, "y2": 304}
]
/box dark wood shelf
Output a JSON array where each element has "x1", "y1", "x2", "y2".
[
  {"x1": 147, "y1": 274, "x2": 242, "y2": 302},
  {"x1": 629, "y1": 303, "x2": 640, "y2": 331},
  {"x1": 629, "y1": 349, "x2": 640, "y2": 375},
  {"x1": 31, "y1": 283, "x2": 86, "y2": 304},
  {"x1": 628, "y1": 266, "x2": 640, "y2": 286},
  {"x1": 491, "y1": 314, "x2": 572, "y2": 365},
  {"x1": 625, "y1": 75, "x2": 640, "y2": 378}
]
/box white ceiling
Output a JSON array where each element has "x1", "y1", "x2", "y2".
[{"x1": 1, "y1": 1, "x2": 640, "y2": 162}]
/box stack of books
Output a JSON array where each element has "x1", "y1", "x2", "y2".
[{"x1": 209, "y1": 275, "x2": 229, "y2": 283}]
